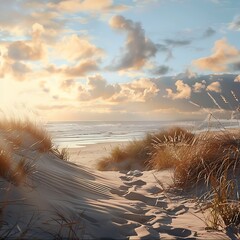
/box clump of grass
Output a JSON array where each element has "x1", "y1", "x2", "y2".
[
  {"x1": 97, "y1": 142, "x2": 146, "y2": 171},
  {"x1": 149, "y1": 127, "x2": 195, "y2": 170},
  {"x1": 0, "y1": 118, "x2": 52, "y2": 152},
  {"x1": 196, "y1": 170, "x2": 240, "y2": 234},
  {"x1": 5, "y1": 135, "x2": 22, "y2": 150},
  {"x1": 149, "y1": 146, "x2": 178, "y2": 170},
  {"x1": 51, "y1": 147, "x2": 70, "y2": 161},
  {"x1": 0, "y1": 147, "x2": 35, "y2": 185},
  {"x1": 173, "y1": 130, "x2": 240, "y2": 188},
  {"x1": 12, "y1": 159, "x2": 36, "y2": 185},
  {"x1": 45, "y1": 209, "x2": 84, "y2": 240},
  {"x1": 97, "y1": 127, "x2": 194, "y2": 171},
  {"x1": 208, "y1": 176, "x2": 240, "y2": 229}
]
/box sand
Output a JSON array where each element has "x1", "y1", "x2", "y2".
[
  {"x1": 0, "y1": 130, "x2": 232, "y2": 239},
  {"x1": 68, "y1": 141, "x2": 128, "y2": 168}
]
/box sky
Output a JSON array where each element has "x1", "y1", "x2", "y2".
[{"x1": 0, "y1": 0, "x2": 239, "y2": 121}]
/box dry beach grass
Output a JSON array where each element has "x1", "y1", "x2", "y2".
[
  {"x1": 0, "y1": 118, "x2": 52, "y2": 152},
  {"x1": 97, "y1": 127, "x2": 195, "y2": 171},
  {"x1": 98, "y1": 123, "x2": 240, "y2": 232}
]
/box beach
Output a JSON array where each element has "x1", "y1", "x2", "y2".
[
  {"x1": 2, "y1": 0, "x2": 240, "y2": 238},
  {"x1": 68, "y1": 142, "x2": 128, "y2": 168},
  {"x1": 0, "y1": 120, "x2": 239, "y2": 239}
]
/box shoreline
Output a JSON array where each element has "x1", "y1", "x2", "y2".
[{"x1": 65, "y1": 127, "x2": 240, "y2": 169}]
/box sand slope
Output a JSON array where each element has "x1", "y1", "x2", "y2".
[{"x1": 0, "y1": 131, "x2": 230, "y2": 239}]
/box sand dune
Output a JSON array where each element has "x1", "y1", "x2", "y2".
[{"x1": 0, "y1": 129, "x2": 231, "y2": 239}]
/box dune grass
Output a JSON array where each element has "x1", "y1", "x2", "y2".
[
  {"x1": 98, "y1": 122, "x2": 240, "y2": 231},
  {"x1": 97, "y1": 127, "x2": 194, "y2": 171},
  {"x1": 0, "y1": 147, "x2": 35, "y2": 185},
  {"x1": 51, "y1": 147, "x2": 70, "y2": 161},
  {"x1": 173, "y1": 130, "x2": 240, "y2": 188},
  {"x1": 0, "y1": 118, "x2": 71, "y2": 161},
  {"x1": 98, "y1": 125, "x2": 240, "y2": 188},
  {"x1": 0, "y1": 118, "x2": 53, "y2": 152},
  {"x1": 201, "y1": 172, "x2": 240, "y2": 230},
  {"x1": 0, "y1": 118, "x2": 70, "y2": 185}
]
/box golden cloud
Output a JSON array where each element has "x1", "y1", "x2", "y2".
[
  {"x1": 206, "y1": 81, "x2": 221, "y2": 93},
  {"x1": 54, "y1": 34, "x2": 104, "y2": 62},
  {"x1": 166, "y1": 80, "x2": 191, "y2": 100},
  {"x1": 48, "y1": 0, "x2": 127, "y2": 13},
  {"x1": 193, "y1": 39, "x2": 240, "y2": 72}
]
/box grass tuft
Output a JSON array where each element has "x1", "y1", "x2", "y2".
[
  {"x1": 0, "y1": 118, "x2": 53, "y2": 152},
  {"x1": 51, "y1": 147, "x2": 70, "y2": 161},
  {"x1": 12, "y1": 159, "x2": 36, "y2": 185},
  {"x1": 97, "y1": 127, "x2": 194, "y2": 171},
  {"x1": 173, "y1": 130, "x2": 240, "y2": 188}
]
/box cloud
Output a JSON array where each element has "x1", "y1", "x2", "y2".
[
  {"x1": 202, "y1": 27, "x2": 216, "y2": 38},
  {"x1": 7, "y1": 23, "x2": 46, "y2": 61},
  {"x1": 229, "y1": 16, "x2": 240, "y2": 31},
  {"x1": 88, "y1": 75, "x2": 121, "y2": 99},
  {"x1": 60, "y1": 79, "x2": 76, "y2": 92},
  {"x1": 108, "y1": 15, "x2": 158, "y2": 71},
  {"x1": 8, "y1": 41, "x2": 45, "y2": 61},
  {"x1": 39, "y1": 81, "x2": 50, "y2": 93},
  {"x1": 0, "y1": 46, "x2": 32, "y2": 81},
  {"x1": 48, "y1": 0, "x2": 127, "y2": 13},
  {"x1": 206, "y1": 81, "x2": 221, "y2": 92},
  {"x1": 7, "y1": 61, "x2": 31, "y2": 81},
  {"x1": 156, "y1": 38, "x2": 191, "y2": 61},
  {"x1": 47, "y1": 59, "x2": 99, "y2": 77},
  {"x1": 150, "y1": 65, "x2": 170, "y2": 75},
  {"x1": 116, "y1": 78, "x2": 159, "y2": 102},
  {"x1": 54, "y1": 34, "x2": 104, "y2": 62},
  {"x1": 176, "y1": 69, "x2": 198, "y2": 79},
  {"x1": 65, "y1": 60, "x2": 99, "y2": 76},
  {"x1": 166, "y1": 80, "x2": 191, "y2": 100},
  {"x1": 11, "y1": 61, "x2": 31, "y2": 74},
  {"x1": 78, "y1": 75, "x2": 120, "y2": 100},
  {"x1": 164, "y1": 39, "x2": 191, "y2": 47},
  {"x1": 0, "y1": 1, "x2": 63, "y2": 38},
  {"x1": 78, "y1": 76, "x2": 159, "y2": 103},
  {"x1": 192, "y1": 80, "x2": 206, "y2": 92},
  {"x1": 234, "y1": 75, "x2": 240, "y2": 82},
  {"x1": 192, "y1": 39, "x2": 240, "y2": 72}
]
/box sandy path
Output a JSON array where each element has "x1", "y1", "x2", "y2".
[{"x1": 105, "y1": 170, "x2": 228, "y2": 240}]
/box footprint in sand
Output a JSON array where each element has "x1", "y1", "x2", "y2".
[
  {"x1": 120, "y1": 175, "x2": 133, "y2": 181},
  {"x1": 115, "y1": 175, "x2": 147, "y2": 197},
  {"x1": 124, "y1": 191, "x2": 168, "y2": 208},
  {"x1": 167, "y1": 204, "x2": 189, "y2": 216},
  {"x1": 157, "y1": 225, "x2": 193, "y2": 239},
  {"x1": 119, "y1": 185, "x2": 130, "y2": 191},
  {"x1": 110, "y1": 188, "x2": 127, "y2": 196},
  {"x1": 123, "y1": 213, "x2": 156, "y2": 224},
  {"x1": 124, "y1": 179, "x2": 146, "y2": 187},
  {"x1": 127, "y1": 170, "x2": 143, "y2": 177},
  {"x1": 132, "y1": 225, "x2": 160, "y2": 240}
]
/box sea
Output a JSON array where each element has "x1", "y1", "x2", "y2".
[{"x1": 46, "y1": 119, "x2": 240, "y2": 149}]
